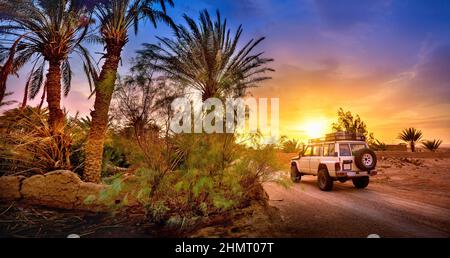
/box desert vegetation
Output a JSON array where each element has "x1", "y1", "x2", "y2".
[
  {"x1": 422, "y1": 139, "x2": 443, "y2": 152},
  {"x1": 399, "y1": 128, "x2": 423, "y2": 152},
  {"x1": 0, "y1": 1, "x2": 282, "y2": 234}
]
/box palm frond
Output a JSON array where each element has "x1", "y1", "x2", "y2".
[
  {"x1": 144, "y1": 9, "x2": 273, "y2": 100},
  {"x1": 399, "y1": 128, "x2": 423, "y2": 142},
  {"x1": 62, "y1": 58, "x2": 72, "y2": 96},
  {"x1": 29, "y1": 61, "x2": 46, "y2": 99}
]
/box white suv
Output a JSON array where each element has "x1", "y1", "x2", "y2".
[{"x1": 290, "y1": 133, "x2": 377, "y2": 191}]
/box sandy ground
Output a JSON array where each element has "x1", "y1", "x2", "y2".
[
  {"x1": 265, "y1": 151, "x2": 450, "y2": 237},
  {"x1": 1, "y1": 150, "x2": 449, "y2": 238}
]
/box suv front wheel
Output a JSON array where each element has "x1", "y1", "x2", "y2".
[
  {"x1": 317, "y1": 169, "x2": 333, "y2": 191},
  {"x1": 352, "y1": 176, "x2": 370, "y2": 189},
  {"x1": 290, "y1": 165, "x2": 302, "y2": 183}
]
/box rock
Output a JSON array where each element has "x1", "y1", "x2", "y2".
[
  {"x1": 21, "y1": 170, "x2": 82, "y2": 209},
  {"x1": 0, "y1": 176, "x2": 25, "y2": 200},
  {"x1": 1, "y1": 170, "x2": 141, "y2": 212},
  {"x1": 74, "y1": 182, "x2": 108, "y2": 211}
]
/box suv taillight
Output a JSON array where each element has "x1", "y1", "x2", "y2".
[{"x1": 335, "y1": 162, "x2": 341, "y2": 171}]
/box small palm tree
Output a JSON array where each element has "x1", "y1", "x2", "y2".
[
  {"x1": 83, "y1": 0, "x2": 175, "y2": 183},
  {"x1": 279, "y1": 136, "x2": 303, "y2": 153},
  {"x1": 142, "y1": 9, "x2": 274, "y2": 100},
  {"x1": 0, "y1": 0, "x2": 97, "y2": 130},
  {"x1": 421, "y1": 139, "x2": 443, "y2": 152},
  {"x1": 399, "y1": 128, "x2": 423, "y2": 152}
]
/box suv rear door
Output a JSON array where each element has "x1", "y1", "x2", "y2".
[{"x1": 338, "y1": 143, "x2": 354, "y2": 171}]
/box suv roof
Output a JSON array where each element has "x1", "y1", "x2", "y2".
[
  {"x1": 309, "y1": 132, "x2": 366, "y2": 143},
  {"x1": 308, "y1": 140, "x2": 367, "y2": 145}
]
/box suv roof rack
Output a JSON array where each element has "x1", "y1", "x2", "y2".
[{"x1": 309, "y1": 132, "x2": 366, "y2": 143}]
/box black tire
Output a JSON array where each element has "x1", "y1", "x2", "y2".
[
  {"x1": 317, "y1": 169, "x2": 333, "y2": 191},
  {"x1": 354, "y1": 148, "x2": 377, "y2": 171},
  {"x1": 338, "y1": 178, "x2": 347, "y2": 183},
  {"x1": 352, "y1": 176, "x2": 370, "y2": 189},
  {"x1": 290, "y1": 165, "x2": 301, "y2": 183}
]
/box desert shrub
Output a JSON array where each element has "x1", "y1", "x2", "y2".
[
  {"x1": 86, "y1": 133, "x2": 284, "y2": 223},
  {"x1": 0, "y1": 107, "x2": 131, "y2": 177},
  {"x1": 421, "y1": 139, "x2": 442, "y2": 152},
  {"x1": 0, "y1": 107, "x2": 74, "y2": 175},
  {"x1": 369, "y1": 139, "x2": 387, "y2": 151}
]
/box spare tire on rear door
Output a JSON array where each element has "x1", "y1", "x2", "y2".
[{"x1": 354, "y1": 148, "x2": 377, "y2": 171}]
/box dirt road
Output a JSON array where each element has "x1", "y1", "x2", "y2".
[{"x1": 264, "y1": 176, "x2": 450, "y2": 237}]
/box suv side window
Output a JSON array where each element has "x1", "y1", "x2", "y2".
[
  {"x1": 312, "y1": 145, "x2": 322, "y2": 156},
  {"x1": 303, "y1": 146, "x2": 313, "y2": 156},
  {"x1": 323, "y1": 144, "x2": 329, "y2": 156},
  {"x1": 328, "y1": 144, "x2": 336, "y2": 156},
  {"x1": 351, "y1": 144, "x2": 366, "y2": 153},
  {"x1": 339, "y1": 144, "x2": 351, "y2": 156}
]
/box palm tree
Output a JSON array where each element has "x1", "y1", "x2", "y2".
[
  {"x1": 83, "y1": 0, "x2": 175, "y2": 183},
  {"x1": 399, "y1": 128, "x2": 423, "y2": 152},
  {"x1": 422, "y1": 139, "x2": 442, "y2": 152},
  {"x1": 141, "y1": 9, "x2": 274, "y2": 101},
  {"x1": 0, "y1": 0, "x2": 97, "y2": 131}
]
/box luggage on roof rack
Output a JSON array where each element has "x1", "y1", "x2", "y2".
[
  {"x1": 309, "y1": 132, "x2": 365, "y2": 143},
  {"x1": 326, "y1": 132, "x2": 365, "y2": 141}
]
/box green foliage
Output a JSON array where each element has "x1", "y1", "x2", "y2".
[
  {"x1": 279, "y1": 136, "x2": 305, "y2": 153},
  {"x1": 331, "y1": 108, "x2": 384, "y2": 149},
  {"x1": 0, "y1": 0, "x2": 98, "y2": 101},
  {"x1": 421, "y1": 139, "x2": 442, "y2": 152},
  {"x1": 141, "y1": 9, "x2": 274, "y2": 100},
  {"x1": 332, "y1": 108, "x2": 368, "y2": 135},
  {"x1": 85, "y1": 133, "x2": 282, "y2": 222}
]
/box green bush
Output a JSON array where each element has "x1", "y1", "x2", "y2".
[{"x1": 86, "y1": 133, "x2": 284, "y2": 222}]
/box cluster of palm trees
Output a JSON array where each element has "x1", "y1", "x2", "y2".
[
  {"x1": 398, "y1": 128, "x2": 443, "y2": 152},
  {"x1": 0, "y1": 1, "x2": 274, "y2": 182}
]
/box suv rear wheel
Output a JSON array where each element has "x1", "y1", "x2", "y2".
[
  {"x1": 354, "y1": 148, "x2": 377, "y2": 171},
  {"x1": 290, "y1": 165, "x2": 301, "y2": 183},
  {"x1": 317, "y1": 169, "x2": 333, "y2": 191},
  {"x1": 352, "y1": 176, "x2": 369, "y2": 189}
]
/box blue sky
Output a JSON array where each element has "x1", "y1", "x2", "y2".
[{"x1": 4, "y1": 0, "x2": 450, "y2": 143}]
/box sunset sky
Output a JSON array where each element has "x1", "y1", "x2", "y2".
[{"x1": 4, "y1": 0, "x2": 450, "y2": 144}]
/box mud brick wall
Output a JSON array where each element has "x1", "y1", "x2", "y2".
[{"x1": 0, "y1": 170, "x2": 136, "y2": 211}]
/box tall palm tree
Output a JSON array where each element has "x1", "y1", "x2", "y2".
[
  {"x1": 83, "y1": 0, "x2": 175, "y2": 183},
  {"x1": 143, "y1": 9, "x2": 274, "y2": 101},
  {"x1": 0, "y1": 0, "x2": 97, "y2": 130},
  {"x1": 399, "y1": 128, "x2": 423, "y2": 152}
]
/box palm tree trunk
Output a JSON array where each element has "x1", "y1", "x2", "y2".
[
  {"x1": 410, "y1": 142, "x2": 415, "y2": 152},
  {"x1": 46, "y1": 59, "x2": 65, "y2": 131},
  {"x1": 83, "y1": 49, "x2": 122, "y2": 183}
]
